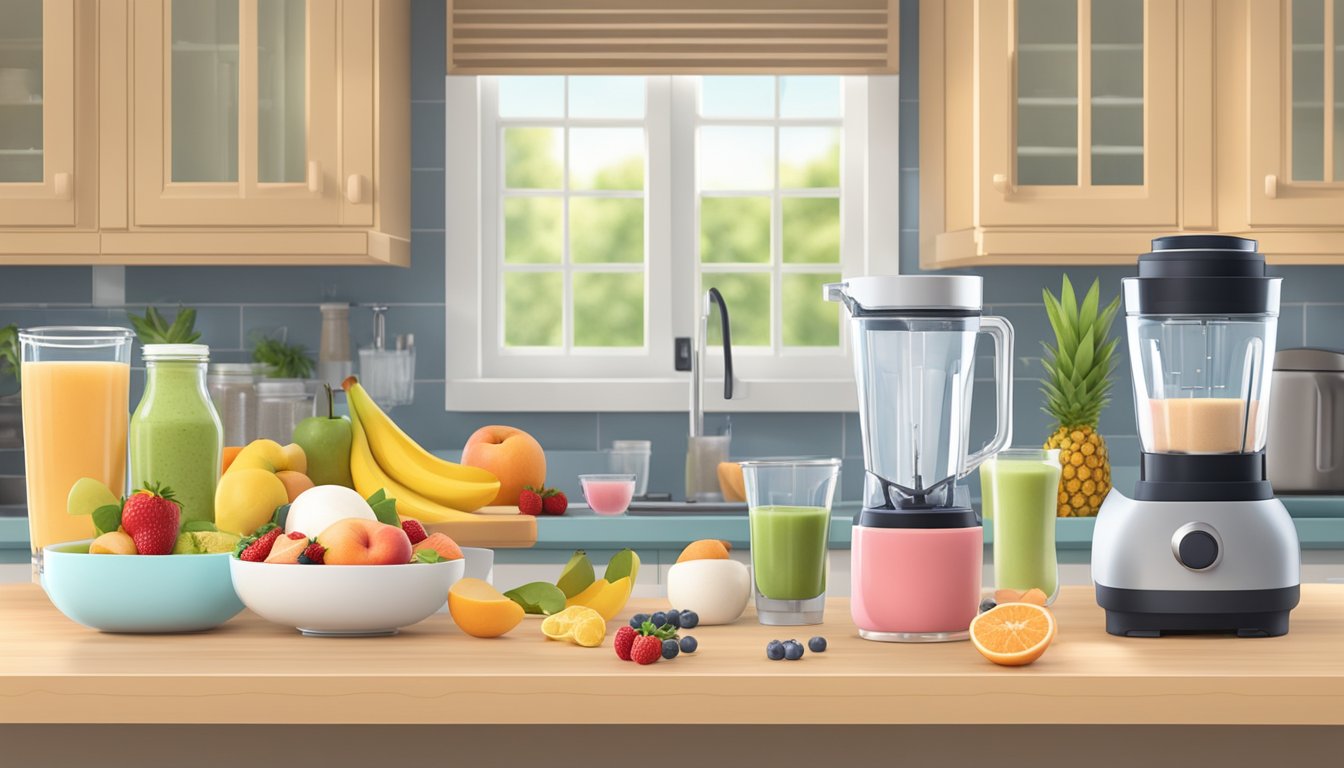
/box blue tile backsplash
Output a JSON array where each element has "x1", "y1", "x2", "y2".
[{"x1": 0, "y1": 0, "x2": 1340, "y2": 503}]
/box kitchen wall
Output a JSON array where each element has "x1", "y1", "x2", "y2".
[{"x1": 0, "y1": 0, "x2": 1334, "y2": 499}]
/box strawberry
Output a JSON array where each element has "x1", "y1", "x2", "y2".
[
  {"x1": 238, "y1": 527, "x2": 283, "y2": 562},
  {"x1": 299, "y1": 542, "x2": 325, "y2": 565},
  {"x1": 401, "y1": 519, "x2": 428, "y2": 545},
  {"x1": 286, "y1": 531, "x2": 307, "y2": 540},
  {"x1": 518, "y1": 487, "x2": 544, "y2": 516},
  {"x1": 630, "y1": 634, "x2": 663, "y2": 665},
  {"x1": 614, "y1": 625, "x2": 637, "y2": 661},
  {"x1": 119, "y1": 483, "x2": 181, "y2": 556},
  {"x1": 541, "y1": 489, "x2": 568, "y2": 516}
]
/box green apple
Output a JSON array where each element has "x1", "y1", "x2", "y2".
[
  {"x1": 292, "y1": 383, "x2": 354, "y2": 488},
  {"x1": 67, "y1": 477, "x2": 119, "y2": 517}
]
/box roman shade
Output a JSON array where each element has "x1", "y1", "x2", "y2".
[{"x1": 446, "y1": 0, "x2": 899, "y2": 74}]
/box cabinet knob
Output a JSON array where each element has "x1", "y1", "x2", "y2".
[
  {"x1": 308, "y1": 162, "x2": 323, "y2": 194},
  {"x1": 992, "y1": 173, "x2": 1009, "y2": 195},
  {"x1": 1265, "y1": 174, "x2": 1278, "y2": 199},
  {"x1": 346, "y1": 174, "x2": 366, "y2": 204},
  {"x1": 53, "y1": 172, "x2": 71, "y2": 201}
]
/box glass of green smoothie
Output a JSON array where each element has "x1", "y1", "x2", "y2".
[
  {"x1": 982, "y1": 448, "x2": 1061, "y2": 604},
  {"x1": 741, "y1": 458, "x2": 841, "y2": 625}
]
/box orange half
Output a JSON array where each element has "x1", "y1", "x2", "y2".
[{"x1": 970, "y1": 603, "x2": 1055, "y2": 666}]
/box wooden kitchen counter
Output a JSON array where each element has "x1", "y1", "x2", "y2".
[{"x1": 1, "y1": 584, "x2": 1342, "y2": 726}]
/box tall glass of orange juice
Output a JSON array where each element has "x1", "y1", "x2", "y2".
[{"x1": 20, "y1": 327, "x2": 134, "y2": 580}]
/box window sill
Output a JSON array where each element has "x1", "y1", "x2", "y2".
[{"x1": 445, "y1": 377, "x2": 858, "y2": 412}]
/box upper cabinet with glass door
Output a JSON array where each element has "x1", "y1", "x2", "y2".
[
  {"x1": 976, "y1": 0, "x2": 1177, "y2": 227},
  {"x1": 131, "y1": 0, "x2": 361, "y2": 226},
  {"x1": 1247, "y1": 0, "x2": 1344, "y2": 226}
]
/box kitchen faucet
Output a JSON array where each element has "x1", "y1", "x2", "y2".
[{"x1": 689, "y1": 287, "x2": 734, "y2": 438}]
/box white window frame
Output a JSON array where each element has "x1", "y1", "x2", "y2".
[{"x1": 446, "y1": 75, "x2": 901, "y2": 412}]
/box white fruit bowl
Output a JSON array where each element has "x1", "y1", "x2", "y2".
[
  {"x1": 666, "y1": 559, "x2": 752, "y2": 625},
  {"x1": 230, "y1": 558, "x2": 464, "y2": 636}
]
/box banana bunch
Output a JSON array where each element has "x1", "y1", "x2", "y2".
[
  {"x1": 344, "y1": 377, "x2": 501, "y2": 523},
  {"x1": 559, "y1": 548, "x2": 639, "y2": 621}
]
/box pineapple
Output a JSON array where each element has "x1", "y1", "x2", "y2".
[{"x1": 1041, "y1": 276, "x2": 1121, "y2": 517}]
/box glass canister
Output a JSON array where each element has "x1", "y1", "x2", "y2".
[
  {"x1": 130, "y1": 344, "x2": 224, "y2": 525},
  {"x1": 207, "y1": 363, "x2": 257, "y2": 446},
  {"x1": 255, "y1": 379, "x2": 311, "y2": 443}
]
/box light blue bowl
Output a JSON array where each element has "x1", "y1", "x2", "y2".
[{"x1": 42, "y1": 540, "x2": 245, "y2": 633}]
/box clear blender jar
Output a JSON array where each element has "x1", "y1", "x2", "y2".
[{"x1": 828, "y1": 276, "x2": 1014, "y2": 642}]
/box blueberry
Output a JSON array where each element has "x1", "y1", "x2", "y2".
[
  {"x1": 650, "y1": 611, "x2": 667, "y2": 627},
  {"x1": 630, "y1": 613, "x2": 650, "y2": 628},
  {"x1": 979, "y1": 598, "x2": 997, "y2": 614},
  {"x1": 665, "y1": 609, "x2": 682, "y2": 628},
  {"x1": 662, "y1": 639, "x2": 680, "y2": 659},
  {"x1": 680, "y1": 635, "x2": 698, "y2": 653},
  {"x1": 808, "y1": 636, "x2": 827, "y2": 653},
  {"x1": 766, "y1": 640, "x2": 785, "y2": 660},
  {"x1": 783, "y1": 642, "x2": 804, "y2": 661},
  {"x1": 679, "y1": 610, "x2": 699, "y2": 629}
]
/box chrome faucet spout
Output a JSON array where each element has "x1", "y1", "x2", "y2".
[{"x1": 690, "y1": 288, "x2": 734, "y2": 438}]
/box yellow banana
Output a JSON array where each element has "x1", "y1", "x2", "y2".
[
  {"x1": 348, "y1": 406, "x2": 480, "y2": 525},
  {"x1": 345, "y1": 378, "x2": 499, "y2": 511}
]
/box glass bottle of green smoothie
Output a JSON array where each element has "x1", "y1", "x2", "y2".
[{"x1": 130, "y1": 345, "x2": 223, "y2": 525}]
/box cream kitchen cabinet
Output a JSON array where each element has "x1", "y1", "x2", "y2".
[{"x1": 0, "y1": 0, "x2": 407, "y2": 266}]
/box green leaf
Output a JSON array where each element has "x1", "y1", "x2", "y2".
[
  {"x1": 602, "y1": 547, "x2": 640, "y2": 583},
  {"x1": 504, "y1": 582, "x2": 568, "y2": 615},
  {"x1": 1073, "y1": 327, "x2": 1095, "y2": 381},
  {"x1": 182, "y1": 520, "x2": 218, "y2": 533},
  {"x1": 92, "y1": 504, "x2": 122, "y2": 536},
  {"x1": 1078, "y1": 278, "x2": 1100, "y2": 335},
  {"x1": 366, "y1": 489, "x2": 387, "y2": 506},
  {"x1": 371, "y1": 498, "x2": 400, "y2": 527},
  {"x1": 412, "y1": 549, "x2": 443, "y2": 564}
]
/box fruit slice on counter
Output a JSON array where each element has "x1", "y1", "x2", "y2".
[
  {"x1": 555, "y1": 550, "x2": 595, "y2": 598},
  {"x1": 565, "y1": 576, "x2": 633, "y2": 622},
  {"x1": 448, "y1": 578, "x2": 526, "y2": 638},
  {"x1": 970, "y1": 603, "x2": 1056, "y2": 667},
  {"x1": 541, "y1": 605, "x2": 607, "y2": 647}
]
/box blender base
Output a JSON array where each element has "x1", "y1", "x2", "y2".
[
  {"x1": 1096, "y1": 584, "x2": 1300, "y2": 638},
  {"x1": 858, "y1": 628, "x2": 970, "y2": 643}
]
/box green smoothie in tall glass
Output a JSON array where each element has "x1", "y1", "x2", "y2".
[
  {"x1": 983, "y1": 450, "x2": 1060, "y2": 599},
  {"x1": 749, "y1": 505, "x2": 830, "y2": 599},
  {"x1": 130, "y1": 346, "x2": 223, "y2": 525}
]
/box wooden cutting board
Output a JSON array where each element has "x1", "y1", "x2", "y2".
[{"x1": 425, "y1": 511, "x2": 535, "y2": 548}]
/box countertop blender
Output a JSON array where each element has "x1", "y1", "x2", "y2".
[
  {"x1": 1093, "y1": 235, "x2": 1300, "y2": 637},
  {"x1": 828, "y1": 276, "x2": 1013, "y2": 642}
]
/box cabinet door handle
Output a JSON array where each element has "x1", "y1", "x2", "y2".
[
  {"x1": 992, "y1": 173, "x2": 1010, "y2": 195},
  {"x1": 346, "y1": 174, "x2": 366, "y2": 204},
  {"x1": 308, "y1": 162, "x2": 323, "y2": 194},
  {"x1": 53, "y1": 172, "x2": 71, "y2": 200},
  {"x1": 1265, "y1": 174, "x2": 1278, "y2": 199}
]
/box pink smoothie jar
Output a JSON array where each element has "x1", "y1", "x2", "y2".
[
  {"x1": 850, "y1": 523, "x2": 983, "y2": 642},
  {"x1": 580, "y1": 474, "x2": 637, "y2": 515}
]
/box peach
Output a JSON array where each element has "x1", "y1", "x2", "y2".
[
  {"x1": 461, "y1": 426, "x2": 546, "y2": 506},
  {"x1": 221, "y1": 446, "x2": 244, "y2": 474},
  {"x1": 412, "y1": 532, "x2": 463, "y2": 562},
  {"x1": 318, "y1": 518, "x2": 412, "y2": 566},
  {"x1": 265, "y1": 534, "x2": 309, "y2": 564},
  {"x1": 275, "y1": 470, "x2": 315, "y2": 503},
  {"x1": 90, "y1": 531, "x2": 136, "y2": 555}
]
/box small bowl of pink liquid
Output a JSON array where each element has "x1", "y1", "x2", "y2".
[{"x1": 579, "y1": 474, "x2": 637, "y2": 516}]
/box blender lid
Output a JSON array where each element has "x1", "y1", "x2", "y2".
[
  {"x1": 824, "y1": 275, "x2": 983, "y2": 313},
  {"x1": 1125, "y1": 234, "x2": 1280, "y2": 316},
  {"x1": 1274, "y1": 347, "x2": 1344, "y2": 372}
]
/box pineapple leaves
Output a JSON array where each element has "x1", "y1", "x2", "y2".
[
  {"x1": 128, "y1": 305, "x2": 202, "y2": 345},
  {"x1": 1040, "y1": 275, "x2": 1121, "y2": 428}
]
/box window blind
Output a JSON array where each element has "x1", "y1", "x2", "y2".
[{"x1": 446, "y1": 0, "x2": 899, "y2": 74}]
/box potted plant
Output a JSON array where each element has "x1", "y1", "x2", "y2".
[{"x1": 0, "y1": 323, "x2": 21, "y2": 449}]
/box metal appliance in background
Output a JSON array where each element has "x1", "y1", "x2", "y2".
[
  {"x1": 1092, "y1": 235, "x2": 1300, "y2": 638},
  {"x1": 1267, "y1": 348, "x2": 1344, "y2": 493}
]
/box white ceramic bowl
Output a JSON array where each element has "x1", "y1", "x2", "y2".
[
  {"x1": 666, "y1": 559, "x2": 751, "y2": 625},
  {"x1": 230, "y1": 558, "x2": 464, "y2": 636},
  {"x1": 460, "y1": 546, "x2": 494, "y2": 583}
]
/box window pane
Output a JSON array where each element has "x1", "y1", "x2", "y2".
[
  {"x1": 705, "y1": 273, "x2": 770, "y2": 347},
  {"x1": 780, "y1": 77, "x2": 841, "y2": 118},
  {"x1": 569, "y1": 128, "x2": 643, "y2": 190},
  {"x1": 574, "y1": 272, "x2": 644, "y2": 347},
  {"x1": 0, "y1": 0, "x2": 43, "y2": 182},
  {"x1": 171, "y1": 0, "x2": 240, "y2": 182},
  {"x1": 782, "y1": 198, "x2": 840, "y2": 264},
  {"x1": 569, "y1": 76, "x2": 645, "y2": 118},
  {"x1": 257, "y1": 0, "x2": 305, "y2": 183},
  {"x1": 1016, "y1": 0, "x2": 1078, "y2": 185},
  {"x1": 783, "y1": 273, "x2": 841, "y2": 347},
  {"x1": 699, "y1": 127, "x2": 773, "y2": 190},
  {"x1": 1091, "y1": 0, "x2": 1143, "y2": 185},
  {"x1": 779, "y1": 127, "x2": 840, "y2": 188},
  {"x1": 570, "y1": 198, "x2": 643, "y2": 264},
  {"x1": 700, "y1": 76, "x2": 774, "y2": 117},
  {"x1": 499, "y1": 76, "x2": 564, "y2": 118},
  {"x1": 700, "y1": 197, "x2": 770, "y2": 264},
  {"x1": 1293, "y1": 0, "x2": 1325, "y2": 181},
  {"x1": 504, "y1": 127, "x2": 562, "y2": 189},
  {"x1": 504, "y1": 197, "x2": 561, "y2": 264},
  {"x1": 504, "y1": 272, "x2": 562, "y2": 347}
]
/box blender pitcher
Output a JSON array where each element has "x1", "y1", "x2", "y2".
[{"x1": 827, "y1": 276, "x2": 1014, "y2": 642}]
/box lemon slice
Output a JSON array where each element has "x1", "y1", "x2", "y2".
[
  {"x1": 541, "y1": 605, "x2": 605, "y2": 645},
  {"x1": 571, "y1": 611, "x2": 607, "y2": 647}
]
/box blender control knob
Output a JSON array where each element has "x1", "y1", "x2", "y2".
[{"x1": 1172, "y1": 523, "x2": 1222, "y2": 571}]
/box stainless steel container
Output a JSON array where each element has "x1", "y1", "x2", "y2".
[{"x1": 1266, "y1": 348, "x2": 1344, "y2": 493}]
